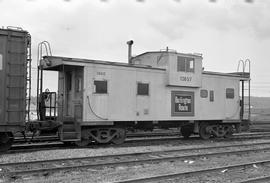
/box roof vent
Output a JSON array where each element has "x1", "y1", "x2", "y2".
[{"x1": 127, "y1": 40, "x2": 133, "y2": 64}]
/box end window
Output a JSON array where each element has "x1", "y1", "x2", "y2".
[
  {"x1": 177, "y1": 56, "x2": 195, "y2": 73},
  {"x1": 137, "y1": 82, "x2": 149, "y2": 96},
  {"x1": 226, "y1": 88, "x2": 234, "y2": 99},
  {"x1": 200, "y1": 89, "x2": 208, "y2": 98},
  {"x1": 75, "y1": 77, "x2": 82, "y2": 92},
  {"x1": 94, "y1": 80, "x2": 107, "y2": 94},
  {"x1": 66, "y1": 72, "x2": 72, "y2": 91}
]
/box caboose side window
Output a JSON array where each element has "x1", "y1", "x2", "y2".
[
  {"x1": 226, "y1": 88, "x2": 234, "y2": 99},
  {"x1": 186, "y1": 58, "x2": 194, "y2": 72},
  {"x1": 137, "y1": 82, "x2": 149, "y2": 96},
  {"x1": 210, "y1": 90, "x2": 214, "y2": 102},
  {"x1": 177, "y1": 57, "x2": 186, "y2": 72},
  {"x1": 94, "y1": 80, "x2": 107, "y2": 94},
  {"x1": 177, "y1": 56, "x2": 194, "y2": 73}
]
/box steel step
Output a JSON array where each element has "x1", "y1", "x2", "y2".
[
  {"x1": 62, "y1": 124, "x2": 76, "y2": 132},
  {"x1": 62, "y1": 132, "x2": 79, "y2": 140}
]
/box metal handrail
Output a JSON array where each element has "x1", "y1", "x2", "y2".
[
  {"x1": 237, "y1": 59, "x2": 251, "y2": 121},
  {"x1": 36, "y1": 41, "x2": 52, "y2": 120}
]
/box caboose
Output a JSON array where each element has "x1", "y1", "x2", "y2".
[
  {"x1": 0, "y1": 28, "x2": 250, "y2": 150},
  {"x1": 40, "y1": 41, "x2": 250, "y2": 146}
]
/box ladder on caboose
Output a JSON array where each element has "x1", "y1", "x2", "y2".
[
  {"x1": 36, "y1": 41, "x2": 52, "y2": 120},
  {"x1": 237, "y1": 59, "x2": 251, "y2": 121}
]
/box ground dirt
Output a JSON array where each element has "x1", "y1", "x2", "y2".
[{"x1": 1, "y1": 137, "x2": 270, "y2": 183}]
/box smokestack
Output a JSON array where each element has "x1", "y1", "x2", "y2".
[{"x1": 127, "y1": 40, "x2": 133, "y2": 64}]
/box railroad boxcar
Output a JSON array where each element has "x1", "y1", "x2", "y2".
[
  {"x1": 40, "y1": 44, "x2": 250, "y2": 146},
  {"x1": 0, "y1": 28, "x2": 31, "y2": 151}
]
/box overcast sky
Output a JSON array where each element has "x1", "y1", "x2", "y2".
[{"x1": 1, "y1": 0, "x2": 270, "y2": 97}]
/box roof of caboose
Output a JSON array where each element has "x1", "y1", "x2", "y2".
[
  {"x1": 203, "y1": 71, "x2": 250, "y2": 80},
  {"x1": 132, "y1": 51, "x2": 203, "y2": 59},
  {"x1": 42, "y1": 55, "x2": 166, "y2": 71},
  {"x1": 42, "y1": 55, "x2": 250, "y2": 80},
  {"x1": 0, "y1": 27, "x2": 29, "y2": 35}
]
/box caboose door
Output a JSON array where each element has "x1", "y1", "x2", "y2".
[
  {"x1": 62, "y1": 66, "x2": 84, "y2": 121},
  {"x1": 225, "y1": 87, "x2": 240, "y2": 120},
  {"x1": 73, "y1": 67, "x2": 83, "y2": 121}
]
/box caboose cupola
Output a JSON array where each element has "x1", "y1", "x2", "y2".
[{"x1": 132, "y1": 50, "x2": 203, "y2": 87}]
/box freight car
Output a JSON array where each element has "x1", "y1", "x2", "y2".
[
  {"x1": 0, "y1": 28, "x2": 251, "y2": 151},
  {"x1": 0, "y1": 27, "x2": 31, "y2": 151}
]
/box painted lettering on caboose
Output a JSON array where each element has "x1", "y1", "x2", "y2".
[
  {"x1": 171, "y1": 91, "x2": 194, "y2": 116},
  {"x1": 174, "y1": 96, "x2": 192, "y2": 112},
  {"x1": 174, "y1": 96, "x2": 191, "y2": 104},
  {"x1": 180, "y1": 76, "x2": 192, "y2": 82},
  {"x1": 97, "y1": 71, "x2": 106, "y2": 76}
]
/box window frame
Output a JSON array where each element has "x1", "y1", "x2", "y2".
[
  {"x1": 94, "y1": 80, "x2": 108, "y2": 94},
  {"x1": 209, "y1": 90, "x2": 214, "y2": 102},
  {"x1": 186, "y1": 57, "x2": 195, "y2": 72},
  {"x1": 177, "y1": 56, "x2": 195, "y2": 73},
  {"x1": 137, "y1": 82, "x2": 150, "y2": 96},
  {"x1": 75, "y1": 77, "x2": 82, "y2": 92},
  {"x1": 66, "y1": 72, "x2": 72, "y2": 92},
  {"x1": 226, "y1": 88, "x2": 235, "y2": 99}
]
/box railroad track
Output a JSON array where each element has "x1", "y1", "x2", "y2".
[
  {"x1": 13, "y1": 131, "x2": 181, "y2": 143},
  {"x1": 238, "y1": 175, "x2": 270, "y2": 183},
  {"x1": 6, "y1": 132, "x2": 270, "y2": 154},
  {"x1": 2, "y1": 140, "x2": 270, "y2": 182},
  {"x1": 8, "y1": 136, "x2": 181, "y2": 154},
  {"x1": 250, "y1": 121, "x2": 270, "y2": 132},
  {"x1": 13, "y1": 131, "x2": 270, "y2": 144},
  {"x1": 114, "y1": 160, "x2": 270, "y2": 183}
]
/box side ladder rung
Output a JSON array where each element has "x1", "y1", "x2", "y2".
[
  {"x1": 6, "y1": 109, "x2": 24, "y2": 112},
  {"x1": 7, "y1": 86, "x2": 24, "y2": 88},
  {"x1": 8, "y1": 74, "x2": 25, "y2": 77},
  {"x1": 7, "y1": 98, "x2": 25, "y2": 100}
]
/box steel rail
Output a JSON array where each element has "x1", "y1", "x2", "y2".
[
  {"x1": 114, "y1": 160, "x2": 270, "y2": 183},
  {"x1": 5, "y1": 136, "x2": 184, "y2": 154},
  {"x1": 237, "y1": 175, "x2": 270, "y2": 183},
  {"x1": 12, "y1": 131, "x2": 181, "y2": 142},
  {"x1": 3, "y1": 140, "x2": 270, "y2": 167},
  {"x1": 12, "y1": 131, "x2": 270, "y2": 143},
  {"x1": 2, "y1": 142, "x2": 270, "y2": 176}
]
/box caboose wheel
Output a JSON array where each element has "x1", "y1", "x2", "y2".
[
  {"x1": 224, "y1": 125, "x2": 233, "y2": 138},
  {"x1": 74, "y1": 129, "x2": 91, "y2": 147},
  {"x1": 0, "y1": 132, "x2": 13, "y2": 152},
  {"x1": 199, "y1": 124, "x2": 211, "y2": 140},
  {"x1": 111, "y1": 128, "x2": 126, "y2": 145}
]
